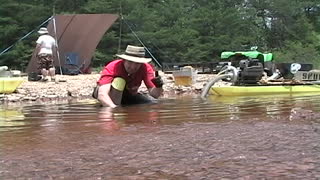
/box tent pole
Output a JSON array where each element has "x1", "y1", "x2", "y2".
[
  {"x1": 118, "y1": 1, "x2": 123, "y2": 53},
  {"x1": 51, "y1": 2, "x2": 66, "y2": 81},
  {"x1": 52, "y1": 17, "x2": 63, "y2": 76},
  {"x1": 52, "y1": 16, "x2": 67, "y2": 82}
]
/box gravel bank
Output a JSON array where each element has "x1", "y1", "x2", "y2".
[{"x1": 0, "y1": 72, "x2": 219, "y2": 103}]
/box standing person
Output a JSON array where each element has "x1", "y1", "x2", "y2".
[
  {"x1": 34, "y1": 27, "x2": 57, "y2": 81},
  {"x1": 93, "y1": 45, "x2": 164, "y2": 108}
]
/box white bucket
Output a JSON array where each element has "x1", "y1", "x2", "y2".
[{"x1": 172, "y1": 66, "x2": 197, "y2": 86}]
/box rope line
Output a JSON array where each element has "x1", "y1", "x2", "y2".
[
  {"x1": 0, "y1": 16, "x2": 53, "y2": 56},
  {"x1": 122, "y1": 16, "x2": 162, "y2": 68}
]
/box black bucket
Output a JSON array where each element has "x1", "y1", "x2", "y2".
[{"x1": 28, "y1": 72, "x2": 42, "y2": 81}]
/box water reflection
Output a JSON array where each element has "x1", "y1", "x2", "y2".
[
  {"x1": 0, "y1": 107, "x2": 25, "y2": 130},
  {"x1": 1, "y1": 94, "x2": 320, "y2": 131},
  {"x1": 0, "y1": 94, "x2": 320, "y2": 179},
  {"x1": 208, "y1": 94, "x2": 320, "y2": 123},
  {"x1": 98, "y1": 107, "x2": 119, "y2": 131}
]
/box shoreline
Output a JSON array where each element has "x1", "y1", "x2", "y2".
[{"x1": 0, "y1": 73, "x2": 218, "y2": 105}]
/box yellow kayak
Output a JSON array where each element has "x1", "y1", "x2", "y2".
[
  {"x1": 210, "y1": 85, "x2": 320, "y2": 96},
  {"x1": 0, "y1": 77, "x2": 24, "y2": 93}
]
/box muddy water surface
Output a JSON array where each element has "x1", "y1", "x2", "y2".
[{"x1": 1, "y1": 94, "x2": 320, "y2": 179}]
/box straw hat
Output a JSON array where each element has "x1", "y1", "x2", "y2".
[
  {"x1": 116, "y1": 45, "x2": 151, "y2": 63},
  {"x1": 38, "y1": 27, "x2": 49, "y2": 34}
]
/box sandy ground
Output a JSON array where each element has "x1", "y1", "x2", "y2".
[{"x1": 0, "y1": 72, "x2": 219, "y2": 103}]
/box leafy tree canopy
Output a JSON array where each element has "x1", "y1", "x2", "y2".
[{"x1": 0, "y1": 0, "x2": 319, "y2": 70}]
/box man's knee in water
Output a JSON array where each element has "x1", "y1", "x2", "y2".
[{"x1": 110, "y1": 77, "x2": 126, "y2": 105}]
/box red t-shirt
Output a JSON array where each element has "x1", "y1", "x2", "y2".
[{"x1": 97, "y1": 59, "x2": 156, "y2": 94}]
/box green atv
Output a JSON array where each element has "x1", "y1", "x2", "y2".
[{"x1": 220, "y1": 50, "x2": 275, "y2": 76}]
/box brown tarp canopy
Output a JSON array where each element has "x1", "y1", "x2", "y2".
[{"x1": 27, "y1": 14, "x2": 118, "y2": 74}]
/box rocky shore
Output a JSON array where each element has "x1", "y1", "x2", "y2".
[{"x1": 0, "y1": 72, "x2": 219, "y2": 103}]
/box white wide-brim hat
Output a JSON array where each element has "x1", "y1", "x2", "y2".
[
  {"x1": 116, "y1": 45, "x2": 151, "y2": 63},
  {"x1": 38, "y1": 27, "x2": 49, "y2": 34}
]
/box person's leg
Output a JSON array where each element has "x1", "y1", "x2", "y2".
[
  {"x1": 47, "y1": 55, "x2": 55, "y2": 81},
  {"x1": 49, "y1": 67, "x2": 55, "y2": 81},
  {"x1": 38, "y1": 55, "x2": 48, "y2": 81},
  {"x1": 41, "y1": 68, "x2": 49, "y2": 81},
  {"x1": 121, "y1": 91, "x2": 156, "y2": 105}
]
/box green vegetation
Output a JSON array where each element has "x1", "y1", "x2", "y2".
[{"x1": 0, "y1": 0, "x2": 319, "y2": 70}]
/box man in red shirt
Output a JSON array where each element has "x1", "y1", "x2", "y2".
[{"x1": 93, "y1": 45, "x2": 164, "y2": 107}]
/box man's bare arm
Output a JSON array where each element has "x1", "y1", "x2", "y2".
[{"x1": 98, "y1": 84, "x2": 117, "y2": 108}]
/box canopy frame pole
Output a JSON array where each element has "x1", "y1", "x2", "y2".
[{"x1": 52, "y1": 16, "x2": 63, "y2": 75}]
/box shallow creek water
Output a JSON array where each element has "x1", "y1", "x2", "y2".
[{"x1": 1, "y1": 94, "x2": 320, "y2": 179}]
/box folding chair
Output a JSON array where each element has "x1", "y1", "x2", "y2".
[{"x1": 65, "y1": 52, "x2": 84, "y2": 75}]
